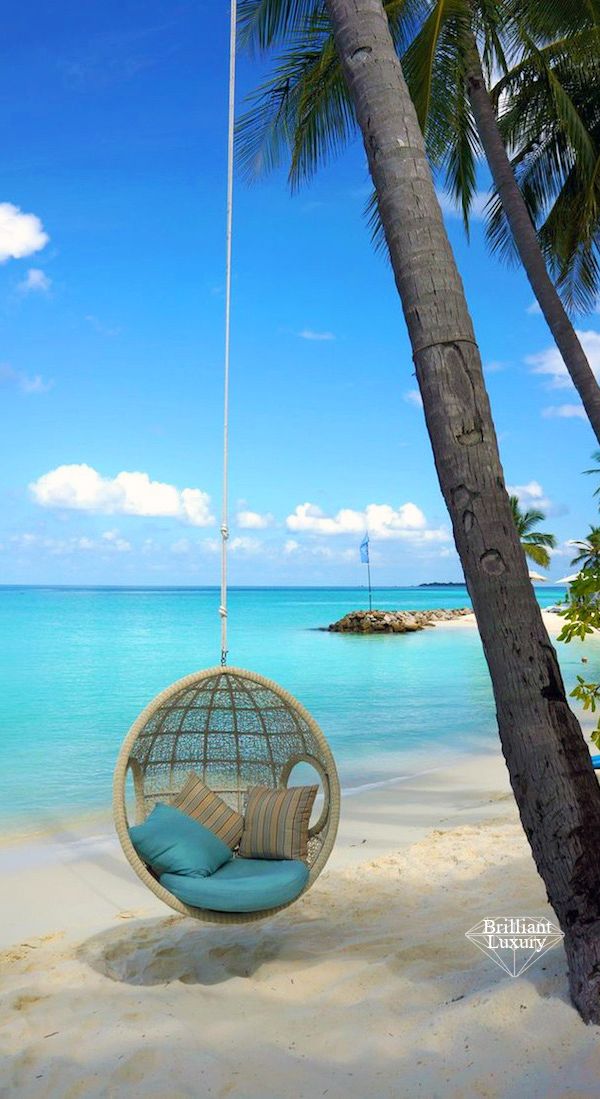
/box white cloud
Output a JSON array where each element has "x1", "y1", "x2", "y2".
[
  {"x1": 507, "y1": 480, "x2": 551, "y2": 511},
  {"x1": 549, "y1": 541, "x2": 577, "y2": 560},
  {"x1": 484, "y1": 360, "x2": 508, "y2": 374},
  {"x1": 436, "y1": 189, "x2": 489, "y2": 221},
  {"x1": 29, "y1": 464, "x2": 215, "y2": 526},
  {"x1": 0, "y1": 203, "x2": 49, "y2": 262},
  {"x1": 229, "y1": 536, "x2": 263, "y2": 555},
  {"x1": 298, "y1": 329, "x2": 335, "y2": 341},
  {"x1": 286, "y1": 502, "x2": 449, "y2": 543},
  {"x1": 102, "y1": 529, "x2": 131, "y2": 552},
  {"x1": 526, "y1": 300, "x2": 542, "y2": 316},
  {"x1": 7, "y1": 530, "x2": 131, "y2": 555},
  {"x1": 403, "y1": 389, "x2": 423, "y2": 408},
  {"x1": 201, "y1": 537, "x2": 221, "y2": 554},
  {"x1": 307, "y1": 545, "x2": 356, "y2": 562},
  {"x1": 9, "y1": 533, "x2": 37, "y2": 548},
  {"x1": 18, "y1": 267, "x2": 51, "y2": 293},
  {"x1": 542, "y1": 403, "x2": 587, "y2": 421},
  {"x1": 171, "y1": 537, "x2": 192, "y2": 555},
  {"x1": 526, "y1": 330, "x2": 600, "y2": 389},
  {"x1": 280, "y1": 537, "x2": 358, "y2": 563},
  {"x1": 0, "y1": 363, "x2": 53, "y2": 394},
  {"x1": 236, "y1": 509, "x2": 274, "y2": 529}
]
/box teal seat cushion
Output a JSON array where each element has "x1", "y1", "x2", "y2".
[
  {"x1": 129, "y1": 802, "x2": 232, "y2": 878},
  {"x1": 160, "y1": 856, "x2": 309, "y2": 912}
]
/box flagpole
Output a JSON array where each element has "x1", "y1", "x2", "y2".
[{"x1": 360, "y1": 532, "x2": 372, "y2": 611}]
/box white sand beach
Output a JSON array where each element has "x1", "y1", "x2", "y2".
[
  {"x1": 438, "y1": 607, "x2": 568, "y2": 635},
  {"x1": 2, "y1": 745, "x2": 600, "y2": 1099}
]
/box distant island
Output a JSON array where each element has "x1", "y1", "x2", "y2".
[{"x1": 418, "y1": 582, "x2": 466, "y2": 588}]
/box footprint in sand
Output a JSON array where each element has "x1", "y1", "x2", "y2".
[{"x1": 12, "y1": 992, "x2": 50, "y2": 1011}]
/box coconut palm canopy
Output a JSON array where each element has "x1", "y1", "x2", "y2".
[
  {"x1": 238, "y1": 0, "x2": 600, "y2": 312},
  {"x1": 509, "y1": 495, "x2": 557, "y2": 569},
  {"x1": 570, "y1": 526, "x2": 600, "y2": 570}
]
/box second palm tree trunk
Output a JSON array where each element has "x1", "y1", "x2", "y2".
[
  {"x1": 464, "y1": 36, "x2": 600, "y2": 443},
  {"x1": 324, "y1": 0, "x2": 600, "y2": 1022}
]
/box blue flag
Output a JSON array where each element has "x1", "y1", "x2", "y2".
[{"x1": 360, "y1": 533, "x2": 369, "y2": 564}]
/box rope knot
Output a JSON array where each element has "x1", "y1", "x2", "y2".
[
  {"x1": 219, "y1": 605, "x2": 227, "y2": 618},
  {"x1": 221, "y1": 524, "x2": 229, "y2": 540}
]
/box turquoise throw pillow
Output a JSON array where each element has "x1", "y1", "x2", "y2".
[{"x1": 129, "y1": 802, "x2": 232, "y2": 878}]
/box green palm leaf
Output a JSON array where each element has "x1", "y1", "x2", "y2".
[
  {"x1": 239, "y1": 0, "x2": 323, "y2": 50},
  {"x1": 239, "y1": 0, "x2": 600, "y2": 312},
  {"x1": 510, "y1": 495, "x2": 556, "y2": 570},
  {"x1": 523, "y1": 543, "x2": 552, "y2": 569}
]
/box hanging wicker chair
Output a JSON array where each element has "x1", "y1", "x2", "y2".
[{"x1": 114, "y1": 666, "x2": 341, "y2": 924}]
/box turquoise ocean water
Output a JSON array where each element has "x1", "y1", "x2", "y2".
[{"x1": 0, "y1": 585, "x2": 593, "y2": 833}]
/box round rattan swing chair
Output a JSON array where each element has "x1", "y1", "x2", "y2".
[{"x1": 114, "y1": 666, "x2": 340, "y2": 923}]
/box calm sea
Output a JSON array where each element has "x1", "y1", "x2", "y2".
[{"x1": 0, "y1": 585, "x2": 589, "y2": 832}]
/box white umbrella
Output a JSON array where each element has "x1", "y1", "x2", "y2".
[
  {"x1": 528, "y1": 570, "x2": 547, "y2": 582},
  {"x1": 556, "y1": 573, "x2": 581, "y2": 584}
]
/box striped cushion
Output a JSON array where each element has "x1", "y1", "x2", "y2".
[
  {"x1": 173, "y1": 773, "x2": 244, "y2": 850},
  {"x1": 239, "y1": 785, "x2": 318, "y2": 861}
]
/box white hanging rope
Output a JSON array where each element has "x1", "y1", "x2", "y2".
[{"x1": 220, "y1": 0, "x2": 237, "y2": 666}]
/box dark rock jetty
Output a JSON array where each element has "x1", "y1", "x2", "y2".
[{"x1": 328, "y1": 608, "x2": 471, "y2": 633}]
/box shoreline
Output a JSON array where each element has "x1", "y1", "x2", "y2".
[
  {"x1": 434, "y1": 607, "x2": 567, "y2": 634},
  {"x1": 0, "y1": 741, "x2": 482, "y2": 855},
  {"x1": 0, "y1": 748, "x2": 513, "y2": 949},
  {"x1": 321, "y1": 607, "x2": 569, "y2": 635}
]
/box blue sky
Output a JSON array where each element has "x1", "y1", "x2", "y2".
[{"x1": 1, "y1": 0, "x2": 599, "y2": 587}]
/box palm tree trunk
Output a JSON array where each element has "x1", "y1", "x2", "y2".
[
  {"x1": 324, "y1": 0, "x2": 600, "y2": 1022},
  {"x1": 464, "y1": 35, "x2": 600, "y2": 443}
]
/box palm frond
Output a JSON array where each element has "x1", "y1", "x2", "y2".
[
  {"x1": 518, "y1": 507, "x2": 546, "y2": 533},
  {"x1": 239, "y1": 0, "x2": 324, "y2": 51},
  {"x1": 523, "y1": 543, "x2": 551, "y2": 568},
  {"x1": 402, "y1": 0, "x2": 457, "y2": 135},
  {"x1": 402, "y1": 0, "x2": 482, "y2": 229},
  {"x1": 236, "y1": 22, "x2": 351, "y2": 183},
  {"x1": 584, "y1": 450, "x2": 600, "y2": 475},
  {"x1": 522, "y1": 530, "x2": 557, "y2": 548},
  {"x1": 365, "y1": 188, "x2": 389, "y2": 258},
  {"x1": 237, "y1": 1, "x2": 428, "y2": 185},
  {"x1": 511, "y1": 0, "x2": 600, "y2": 42},
  {"x1": 288, "y1": 27, "x2": 355, "y2": 185},
  {"x1": 488, "y1": 33, "x2": 600, "y2": 313}
]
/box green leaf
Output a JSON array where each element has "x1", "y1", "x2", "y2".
[{"x1": 239, "y1": 0, "x2": 324, "y2": 51}]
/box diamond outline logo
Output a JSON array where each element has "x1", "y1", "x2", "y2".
[{"x1": 465, "y1": 916, "x2": 564, "y2": 978}]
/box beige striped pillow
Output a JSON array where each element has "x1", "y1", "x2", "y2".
[
  {"x1": 239, "y1": 785, "x2": 318, "y2": 861},
  {"x1": 173, "y1": 773, "x2": 244, "y2": 850}
]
